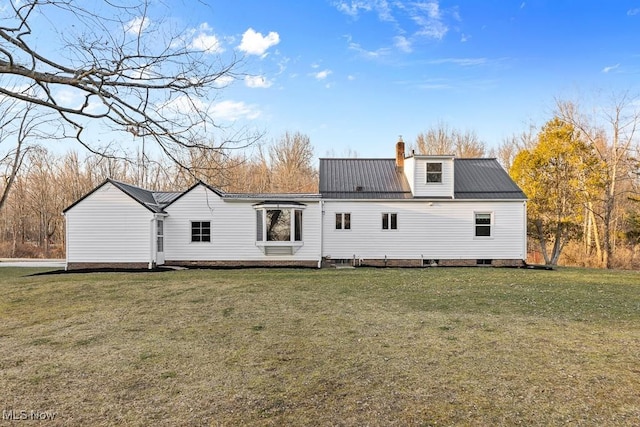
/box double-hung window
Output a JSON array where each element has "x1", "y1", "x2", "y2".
[
  {"x1": 191, "y1": 221, "x2": 211, "y2": 242},
  {"x1": 336, "y1": 213, "x2": 351, "y2": 230},
  {"x1": 426, "y1": 162, "x2": 443, "y2": 183},
  {"x1": 382, "y1": 213, "x2": 397, "y2": 230},
  {"x1": 475, "y1": 213, "x2": 492, "y2": 237}
]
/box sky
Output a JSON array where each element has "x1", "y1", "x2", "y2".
[
  {"x1": 6, "y1": 0, "x2": 640, "y2": 160},
  {"x1": 186, "y1": 0, "x2": 640, "y2": 158}
]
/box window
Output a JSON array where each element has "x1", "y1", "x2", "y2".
[
  {"x1": 475, "y1": 213, "x2": 491, "y2": 237},
  {"x1": 294, "y1": 209, "x2": 303, "y2": 241},
  {"x1": 191, "y1": 221, "x2": 211, "y2": 242},
  {"x1": 426, "y1": 162, "x2": 442, "y2": 183},
  {"x1": 336, "y1": 213, "x2": 351, "y2": 230},
  {"x1": 382, "y1": 213, "x2": 397, "y2": 230},
  {"x1": 156, "y1": 219, "x2": 164, "y2": 252},
  {"x1": 255, "y1": 208, "x2": 303, "y2": 242},
  {"x1": 267, "y1": 209, "x2": 291, "y2": 241}
]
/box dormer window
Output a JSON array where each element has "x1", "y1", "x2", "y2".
[{"x1": 426, "y1": 162, "x2": 442, "y2": 183}]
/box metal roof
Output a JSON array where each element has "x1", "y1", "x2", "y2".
[
  {"x1": 454, "y1": 158, "x2": 527, "y2": 200},
  {"x1": 152, "y1": 191, "x2": 183, "y2": 205},
  {"x1": 319, "y1": 157, "x2": 526, "y2": 200},
  {"x1": 319, "y1": 158, "x2": 413, "y2": 199}
]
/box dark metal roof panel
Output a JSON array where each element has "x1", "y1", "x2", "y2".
[
  {"x1": 224, "y1": 193, "x2": 321, "y2": 200},
  {"x1": 152, "y1": 191, "x2": 183, "y2": 206},
  {"x1": 319, "y1": 158, "x2": 411, "y2": 197},
  {"x1": 454, "y1": 159, "x2": 527, "y2": 200},
  {"x1": 109, "y1": 180, "x2": 165, "y2": 213},
  {"x1": 321, "y1": 192, "x2": 413, "y2": 200}
]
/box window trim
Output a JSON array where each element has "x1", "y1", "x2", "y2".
[
  {"x1": 382, "y1": 212, "x2": 398, "y2": 230},
  {"x1": 253, "y1": 204, "x2": 306, "y2": 254},
  {"x1": 335, "y1": 212, "x2": 351, "y2": 230},
  {"x1": 426, "y1": 162, "x2": 443, "y2": 184},
  {"x1": 474, "y1": 212, "x2": 492, "y2": 238},
  {"x1": 191, "y1": 220, "x2": 211, "y2": 243}
]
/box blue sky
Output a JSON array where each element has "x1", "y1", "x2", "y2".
[
  {"x1": 179, "y1": 0, "x2": 639, "y2": 158},
  {"x1": 9, "y1": 0, "x2": 640, "y2": 160}
]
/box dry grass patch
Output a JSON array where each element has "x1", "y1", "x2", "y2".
[{"x1": 1, "y1": 267, "x2": 639, "y2": 425}]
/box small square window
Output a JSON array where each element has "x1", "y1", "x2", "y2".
[
  {"x1": 191, "y1": 221, "x2": 211, "y2": 242},
  {"x1": 475, "y1": 213, "x2": 491, "y2": 237},
  {"x1": 426, "y1": 162, "x2": 442, "y2": 183},
  {"x1": 382, "y1": 213, "x2": 397, "y2": 230}
]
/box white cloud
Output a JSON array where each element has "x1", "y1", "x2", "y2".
[
  {"x1": 602, "y1": 64, "x2": 620, "y2": 73},
  {"x1": 313, "y1": 69, "x2": 332, "y2": 80},
  {"x1": 394, "y1": 35, "x2": 412, "y2": 53},
  {"x1": 124, "y1": 16, "x2": 150, "y2": 35},
  {"x1": 238, "y1": 28, "x2": 280, "y2": 56},
  {"x1": 334, "y1": 1, "x2": 372, "y2": 17},
  {"x1": 190, "y1": 33, "x2": 222, "y2": 54},
  {"x1": 245, "y1": 75, "x2": 272, "y2": 88},
  {"x1": 429, "y1": 57, "x2": 487, "y2": 66},
  {"x1": 628, "y1": 8, "x2": 640, "y2": 16},
  {"x1": 348, "y1": 40, "x2": 391, "y2": 59},
  {"x1": 213, "y1": 75, "x2": 234, "y2": 88},
  {"x1": 460, "y1": 33, "x2": 469, "y2": 42},
  {"x1": 333, "y1": 0, "x2": 394, "y2": 22},
  {"x1": 211, "y1": 100, "x2": 261, "y2": 121},
  {"x1": 348, "y1": 75, "x2": 356, "y2": 81},
  {"x1": 410, "y1": 1, "x2": 449, "y2": 40}
]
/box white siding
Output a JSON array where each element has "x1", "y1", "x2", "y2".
[
  {"x1": 65, "y1": 183, "x2": 153, "y2": 263},
  {"x1": 410, "y1": 157, "x2": 454, "y2": 198},
  {"x1": 323, "y1": 200, "x2": 526, "y2": 260},
  {"x1": 163, "y1": 185, "x2": 321, "y2": 262},
  {"x1": 404, "y1": 157, "x2": 415, "y2": 194}
]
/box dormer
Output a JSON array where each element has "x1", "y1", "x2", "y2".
[{"x1": 403, "y1": 152, "x2": 455, "y2": 198}]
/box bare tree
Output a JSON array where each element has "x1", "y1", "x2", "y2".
[
  {"x1": 0, "y1": 0, "x2": 257, "y2": 166},
  {"x1": 557, "y1": 93, "x2": 640, "y2": 268},
  {"x1": 0, "y1": 101, "x2": 56, "y2": 211},
  {"x1": 414, "y1": 122, "x2": 486, "y2": 157},
  {"x1": 492, "y1": 125, "x2": 537, "y2": 171},
  {"x1": 269, "y1": 132, "x2": 317, "y2": 193}
]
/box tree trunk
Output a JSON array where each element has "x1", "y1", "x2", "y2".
[{"x1": 535, "y1": 219, "x2": 552, "y2": 265}]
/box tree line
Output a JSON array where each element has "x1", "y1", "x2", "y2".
[{"x1": 0, "y1": 132, "x2": 317, "y2": 258}]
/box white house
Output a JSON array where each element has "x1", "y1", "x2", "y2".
[{"x1": 63, "y1": 139, "x2": 527, "y2": 270}]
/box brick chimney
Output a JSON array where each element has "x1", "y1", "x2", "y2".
[{"x1": 395, "y1": 136, "x2": 405, "y2": 170}]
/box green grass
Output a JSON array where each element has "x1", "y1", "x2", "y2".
[{"x1": 1, "y1": 267, "x2": 640, "y2": 426}]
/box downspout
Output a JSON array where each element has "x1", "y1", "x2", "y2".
[
  {"x1": 318, "y1": 200, "x2": 324, "y2": 268},
  {"x1": 64, "y1": 213, "x2": 69, "y2": 271}
]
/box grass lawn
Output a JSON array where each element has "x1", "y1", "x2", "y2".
[{"x1": 1, "y1": 267, "x2": 640, "y2": 426}]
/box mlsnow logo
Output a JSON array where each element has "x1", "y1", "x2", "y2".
[{"x1": 2, "y1": 409, "x2": 57, "y2": 421}]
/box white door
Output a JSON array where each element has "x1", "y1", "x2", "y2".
[{"x1": 156, "y1": 219, "x2": 165, "y2": 265}]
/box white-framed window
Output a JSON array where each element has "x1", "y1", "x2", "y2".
[
  {"x1": 157, "y1": 219, "x2": 164, "y2": 252},
  {"x1": 426, "y1": 162, "x2": 443, "y2": 183},
  {"x1": 191, "y1": 221, "x2": 211, "y2": 242},
  {"x1": 382, "y1": 213, "x2": 397, "y2": 230},
  {"x1": 475, "y1": 213, "x2": 492, "y2": 237},
  {"x1": 255, "y1": 207, "x2": 303, "y2": 242},
  {"x1": 336, "y1": 213, "x2": 351, "y2": 230}
]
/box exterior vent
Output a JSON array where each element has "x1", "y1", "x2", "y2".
[{"x1": 355, "y1": 185, "x2": 364, "y2": 192}]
